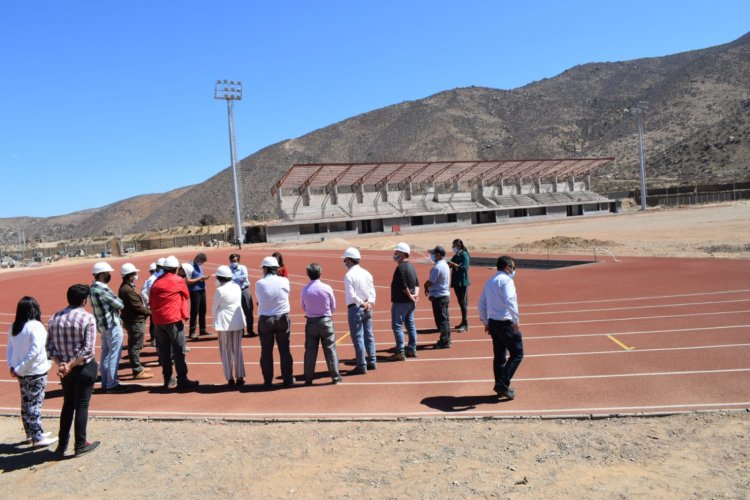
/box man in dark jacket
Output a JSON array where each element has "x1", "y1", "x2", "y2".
[{"x1": 118, "y1": 263, "x2": 153, "y2": 380}]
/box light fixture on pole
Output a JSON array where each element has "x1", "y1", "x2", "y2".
[
  {"x1": 626, "y1": 101, "x2": 649, "y2": 210},
  {"x1": 214, "y1": 79, "x2": 244, "y2": 244}
]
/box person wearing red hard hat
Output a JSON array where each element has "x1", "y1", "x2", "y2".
[{"x1": 118, "y1": 263, "x2": 153, "y2": 380}]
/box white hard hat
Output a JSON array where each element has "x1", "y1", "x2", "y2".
[
  {"x1": 215, "y1": 265, "x2": 233, "y2": 278},
  {"x1": 156, "y1": 257, "x2": 167, "y2": 267},
  {"x1": 148, "y1": 262, "x2": 157, "y2": 272},
  {"x1": 163, "y1": 256, "x2": 179, "y2": 269},
  {"x1": 394, "y1": 242, "x2": 410, "y2": 254},
  {"x1": 181, "y1": 262, "x2": 194, "y2": 276},
  {"x1": 342, "y1": 247, "x2": 361, "y2": 260},
  {"x1": 120, "y1": 263, "x2": 139, "y2": 276},
  {"x1": 261, "y1": 256, "x2": 279, "y2": 268},
  {"x1": 92, "y1": 262, "x2": 114, "y2": 275}
]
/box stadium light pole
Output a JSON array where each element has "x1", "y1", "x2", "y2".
[
  {"x1": 214, "y1": 80, "x2": 244, "y2": 244},
  {"x1": 626, "y1": 101, "x2": 649, "y2": 210}
]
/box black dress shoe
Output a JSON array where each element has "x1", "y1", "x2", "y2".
[
  {"x1": 75, "y1": 440, "x2": 100, "y2": 457},
  {"x1": 176, "y1": 379, "x2": 199, "y2": 390},
  {"x1": 367, "y1": 363, "x2": 377, "y2": 370},
  {"x1": 435, "y1": 340, "x2": 451, "y2": 349},
  {"x1": 348, "y1": 366, "x2": 367, "y2": 376},
  {"x1": 494, "y1": 385, "x2": 516, "y2": 400}
]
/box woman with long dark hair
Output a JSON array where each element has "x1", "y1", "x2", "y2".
[
  {"x1": 447, "y1": 239, "x2": 471, "y2": 332},
  {"x1": 272, "y1": 252, "x2": 289, "y2": 278},
  {"x1": 6, "y1": 296, "x2": 56, "y2": 446}
]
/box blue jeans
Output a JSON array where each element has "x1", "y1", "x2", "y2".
[
  {"x1": 100, "y1": 325, "x2": 123, "y2": 389},
  {"x1": 347, "y1": 306, "x2": 376, "y2": 368},
  {"x1": 391, "y1": 301, "x2": 417, "y2": 353}
]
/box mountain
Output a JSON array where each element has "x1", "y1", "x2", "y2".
[{"x1": 2, "y1": 32, "x2": 749, "y2": 243}]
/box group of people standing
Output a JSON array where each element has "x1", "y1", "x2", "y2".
[{"x1": 6, "y1": 242, "x2": 524, "y2": 457}]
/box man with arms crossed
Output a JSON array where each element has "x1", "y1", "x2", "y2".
[{"x1": 388, "y1": 242, "x2": 419, "y2": 360}]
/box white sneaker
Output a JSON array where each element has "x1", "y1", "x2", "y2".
[
  {"x1": 32, "y1": 436, "x2": 58, "y2": 447},
  {"x1": 26, "y1": 431, "x2": 52, "y2": 444}
]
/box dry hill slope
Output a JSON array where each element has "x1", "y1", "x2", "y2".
[{"x1": 2, "y1": 32, "x2": 748, "y2": 241}]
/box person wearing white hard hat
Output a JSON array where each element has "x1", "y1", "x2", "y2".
[
  {"x1": 118, "y1": 263, "x2": 153, "y2": 380},
  {"x1": 149, "y1": 256, "x2": 199, "y2": 391},
  {"x1": 90, "y1": 262, "x2": 130, "y2": 393},
  {"x1": 342, "y1": 247, "x2": 377, "y2": 375},
  {"x1": 389, "y1": 242, "x2": 420, "y2": 361},
  {"x1": 140, "y1": 262, "x2": 159, "y2": 347},
  {"x1": 255, "y1": 256, "x2": 295, "y2": 387},
  {"x1": 212, "y1": 265, "x2": 246, "y2": 386}
]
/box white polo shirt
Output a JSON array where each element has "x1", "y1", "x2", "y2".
[
  {"x1": 344, "y1": 264, "x2": 376, "y2": 307},
  {"x1": 255, "y1": 273, "x2": 291, "y2": 316}
]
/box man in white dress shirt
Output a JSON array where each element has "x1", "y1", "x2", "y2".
[
  {"x1": 342, "y1": 247, "x2": 377, "y2": 375},
  {"x1": 255, "y1": 256, "x2": 295, "y2": 387},
  {"x1": 478, "y1": 255, "x2": 524, "y2": 400}
]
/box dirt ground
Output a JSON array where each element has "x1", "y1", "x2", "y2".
[{"x1": 1, "y1": 202, "x2": 749, "y2": 498}]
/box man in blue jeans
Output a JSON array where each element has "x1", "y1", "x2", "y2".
[
  {"x1": 89, "y1": 262, "x2": 131, "y2": 393},
  {"x1": 478, "y1": 255, "x2": 524, "y2": 400},
  {"x1": 342, "y1": 247, "x2": 377, "y2": 375},
  {"x1": 388, "y1": 242, "x2": 420, "y2": 360}
]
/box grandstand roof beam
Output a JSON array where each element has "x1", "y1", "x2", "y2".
[
  {"x1": 396, "y1": 163, "x2": 432, "y2": 190},
  {"x1": 374, "y1": 163, "x2": 407, "y2": 191},
  {"x1": 297, "y1": 164, "x2": 327, "y2": 195}
]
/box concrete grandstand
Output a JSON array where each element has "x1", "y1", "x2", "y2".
[{"x1": 267, "y1": 159, "x2": 618, "y2": 242}]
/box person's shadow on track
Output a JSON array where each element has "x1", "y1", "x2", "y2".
[
  {"x1": 420, "y1": 394, "x2": 503, "y2": 413},
  {"x1": 0, "y1": 442, "x2": 58, "y2": 472}
]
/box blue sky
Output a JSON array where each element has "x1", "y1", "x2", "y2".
[{"x1": 1, "y1": 1, "x2": 748, "y2": 218}]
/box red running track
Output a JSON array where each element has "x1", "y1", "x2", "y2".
[{"x1": 0, "y1": 248, "x2": 748, "y2": 420}]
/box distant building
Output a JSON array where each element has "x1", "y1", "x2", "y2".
[{"x1": 266, "y1": 159, "x2": 619, "y2": 243}]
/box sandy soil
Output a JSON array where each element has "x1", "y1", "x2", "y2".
[{"x1": 1, "y1": 202, "x2": 749, "y2": 498}]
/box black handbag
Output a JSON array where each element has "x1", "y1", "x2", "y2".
[{"x1": 78, "y1": 359, "x2": 99, "y2": 384}]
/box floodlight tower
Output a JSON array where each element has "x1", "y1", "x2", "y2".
[
  {"x1": 627, "y1": 101, "x2": 649, "y2": 210},
  {"x1": 214, "y1": 80, "x2": 244, "y2": 243}
]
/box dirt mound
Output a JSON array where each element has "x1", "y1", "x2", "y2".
[{"x1": 513, "y1": 235, "x2": 617, "y2": 251}]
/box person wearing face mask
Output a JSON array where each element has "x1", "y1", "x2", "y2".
[
  {"x1": 141, "y1": 261, "x2": 160, "y2": 347},
  {"x1": 229, "y1": 253, "x2": 256, "y2": 337},
  {"x1": 447, "y1": 239, "x2": 470, "y2": 332},
  {"x1": 118, "y1": 263, "x2": 153, "y2": 380},
  {"x1": 478, "y1": 255, "x2": 524, "y2": 401},
  {"x1": 424, "y1": 246, "x2": 452, "y2": 349},
  {"x1": 90, "y1": 262, "x2": 130, "y2": 393},
  {"x1": 388, "y1": 242, "x2": 420, "y2": 361},
  {"x1": 212, "y1": 265, "x2": 246, "y2": 386}
]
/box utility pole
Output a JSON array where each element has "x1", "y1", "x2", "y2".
[
  {"x1": 626, "y1": 101, "x2": 649, "y2": 210},
  {"x1": 214, "y1": 80, "x2": 244, "y2": 245}
]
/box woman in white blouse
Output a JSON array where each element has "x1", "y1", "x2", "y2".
[
  {"x1": 6, "y1": 296, "x2": 56, "y2": 447},
  {"x1": 212, "y1": 265, "x2": 247, "y2": 386}
]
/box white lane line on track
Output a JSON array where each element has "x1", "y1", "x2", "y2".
[
  {"x1": 523, "y1": 288, "x2": 750, "y2": 307},
  {"x1": 522, "y1": 298, "x2": 750, "y2": 316},
  {"x1": 2, "y1": 365, "x2": 749, "y2": 386},
  {"x1": 1, "y1": 324, "x2": 750, "y2": 350}
]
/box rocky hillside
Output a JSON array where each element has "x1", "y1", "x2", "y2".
[{"x1": 2, "y1": 32, "x2": 748, "y2": 243}]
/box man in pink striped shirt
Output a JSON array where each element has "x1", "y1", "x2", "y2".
[{"x1": 300, "y1": 263, "x2": 342, "y2": 385}]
